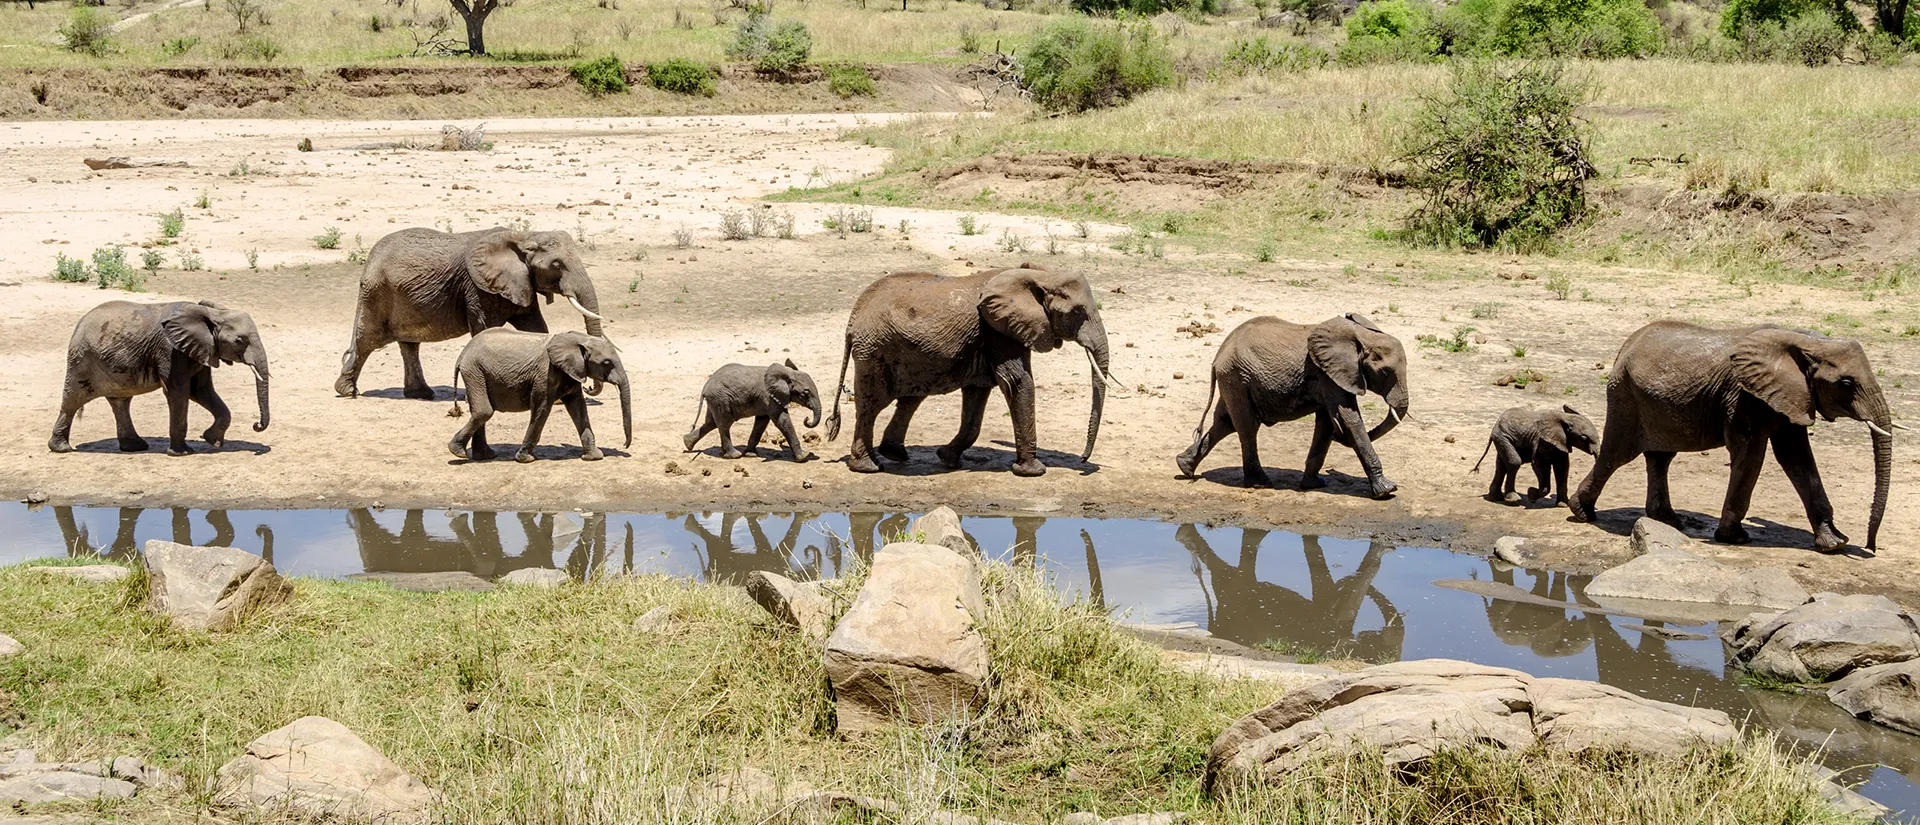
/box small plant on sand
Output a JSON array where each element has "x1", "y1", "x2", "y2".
[
  {"x1": 958, "y1": 214, "x2": 980, "y2": 236},
  {"x1": 91, "y1": 246, "x2": 133, "y2": 290},
  {"x1": 997, "y1": 228, "x2": 1030, "y2": 254},
  {"x1": 1545, "y1": 271, "x2": 1573, "y2": 300},
  {"x1": 774, "y1": 211, "x2": 796, "y2": 239},
  {"x1": 748, "y1": 208, "x2": 774, "y2": 238},
  {"x1": 672, "y1": 226, "x2": 693, "y2": 249},
  {"x1": 1469, "y1": 301, "x2": 1502, "y2": 319},
  {"x1": 1418, "y1": 324, "x2": 1477, "y2": 353},
  {"x1": 245, "y1": 248, "x2": 260, "y2": 271},
  {"x1": 312, "y1": 227, "x2": 343, "y2": 250},
  {"x1": 345, "y1": 235, "x2": 368, "y2": 264},
  {"x1": 194, "y1": 190, "x2": 212, "y2": 209},
  {"x1": 52, "y1": 253, "x2": 88, "y2": 283},
  {"x1": 157, "y1": 208, "x2": 186, "y2": 241},
  {"x1": 179, "y1": 251, "x2": 204, "y2": 271},
  {"x1": 1252, "y1": 239, "x2": 1277, "y2": 263}
]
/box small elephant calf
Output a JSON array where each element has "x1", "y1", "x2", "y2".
[
  {"x1": 448, "y1": 329, "x2": 631, "y2": 463},
  {"x1": 684, "y1": 359, "x2": 822, "y2": 462},
  {"x1": 1472, "y1": 404, "x2": 1599, "y2": 506}
]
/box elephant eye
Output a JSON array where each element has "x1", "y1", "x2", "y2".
[{"x1": 1839, "y1": 377, "x2": 1857, "y2": 388}]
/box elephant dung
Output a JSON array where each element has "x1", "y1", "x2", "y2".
[
  {"x1": 1585, "y1": 520, "x2": 1808, "y2": 611},
  {"x1": 912, "y1": 507, "x2": 974, "y2": 556},
  {"x1": 1204, "y1": 659, "x2": 1735, "y2": 797},
  {"x1": 215, "y1": 716, "x2": 441, "y2": 824},
  {"x1": 824, "y1": 542, "x2": 988, "y2": 733},
  {"x1": 143, "y1": 540, "x2": 290, "y2": 632},
  {"x1": 746, "y1": 571, "x2": 833, "y2": 641},
  {"x1": 500, "y1": 568, "x2": 570, "y2": 589},
  {"x1": 1724, "y1": 593, "x2": 1920, "y2": 683}
]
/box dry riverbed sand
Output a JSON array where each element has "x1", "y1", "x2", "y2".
[{"x1": 2, "y1": 114, "x2": 1917, "y2": 605}]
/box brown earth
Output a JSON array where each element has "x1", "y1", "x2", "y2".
[{"x1": 2, "y1": 117, "x2": 1919, "y2": 608}]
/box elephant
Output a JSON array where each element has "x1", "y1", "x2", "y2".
[
  {"x1": 1569, "y1": 321, "x2": 1897, "y2": 552},
  {"x1": 49, "y1": 300, "x2": 270, "y2": 456},
  {"x1": 447, "y1": 329, "x2": 632, "y2": 463},
  {"x1": 683, "y1": 359, "x2": 823, "y2": 462},
  {"x1": 335, "y1": 227, "x2": 605, "y2": 400},
  {"x1": 824, "y1": 263, "x2": 1112, "y2": 477},
  {"x1": 1472, "y1": 404, "x2": 1599, "y2": 505},
  {"x1": 1174, "y1": 313, "x2": 1409, "y2": 498}
]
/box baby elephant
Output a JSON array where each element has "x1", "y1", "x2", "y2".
[
  {"x1": 448, "y1": 329, "x2": 632, "y2": 463},
  {"x1": 1472, "y1": 405, "x2": 1599, "y2": 505},
  {"x1": 684, "y1": 359, "x2": 822, "y2": 462}
]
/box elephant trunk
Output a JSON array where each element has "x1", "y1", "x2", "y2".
[
  {"x1": 1862, "y1": 394, "x2": 1893, "y2": 550},
  {"x1": 567, "y1": 278, "x2": 605, "y2": 340},
  {"x1": 616, "y1": 369, "x2": 633, "y2": 449},
  {"x1": 1367, "y1": 382, "x2": 1408, "y2": 442},
  {"x1": 805, "y1": 394, "x2": 823, "y2": 429},
  {"x1": 246, "y1": 347, "x2": 270, "y2": 432},
  {"x1": 1078, "y1": 319, "x2": 1111, "y2": 461}
]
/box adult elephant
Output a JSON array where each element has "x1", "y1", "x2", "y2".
[
  {"x1": 1570, "y1": 321, "x2": 1897, "y2": 552},
  {"x1": 824, "y1": 263, "x2": 1111, "y2": 477},
  {"x1": 334, "y1": 227, "x2": 605, "y2": 399},
  {"x1": 49, "y1": 300, "x2": 269, "y2": 456}
]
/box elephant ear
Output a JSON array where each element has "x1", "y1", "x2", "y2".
[
  {"x1": 764, "y1": 366, "x2": 794, "y2": 406},
  {"x1": 1308, "y1": 316, "x2": 1368, "y2": 396},
  {"x1": 1541, "y1": 415, "x2": 1571, "y2": 453},
  {"x1": 161, "y1": 303, "x2": 216, "y2": 366},
  {"x1": 546, "y1": 335, "x2": 591, "y2": 384},
  {"x1": 981, "y1": 268, "x2": 1060, "y2": 352},
  {"x1": 1730, "y1": 328, "x2": 1816, "y2": 426},
  {"x1": 468, "y1": 230, "x2": 534, "y2": 307}
]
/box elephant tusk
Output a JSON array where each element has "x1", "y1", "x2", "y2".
[
  {"x1": 1388, "y1": 406, "x2": 1403, "y2": 424},
  {"x1": 567, "y1": 295, "x2": 608, "y2": 324},
  {"x1": 1868, "y1": 421, "x2": 1895, "y2": 438},
  {"x1": 1895, "y1": 422, "x2": 1914, "y2": 431},
  {"x1": 1083, "y1": 348, "x2": 1114, "y2": 387}
]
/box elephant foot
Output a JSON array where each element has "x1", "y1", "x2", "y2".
[
  {"x1": 1567, "y1": 500, "x2": 1595, "y2": 523},
  {"x1": 515, "y1": 448, "x2": 537, "y2": 464},
  {"x1": 1812, "y1": 523, "x2": 1849, "y2": 553},
  {"x1": 720, "y1": 448, "x2": 744, "y2": 459},
  {"x1": 848, "y1": 456, "x2": 882, "y2": 474},
  {"x1": 404, "y1": 385, "x2": 437, "y2": 401},
  {"x1": 1174, "y1": 451, "x2": 1200, "y2": 478},
  {"x1": 471, "y1": 446, "x2": 497, "y2": 461},
  {"x1": 1502, "y1": 491, "x2": 1523, "y2": 505},
  {"x1": 581, "y1": 447, "x2": 604, "y2": 461},
  {"x1": 791, "y1": 450, "x2": 815, "y2": 463},
  {"x1": 118, "y1": 437, "x2": 149, "y2": 453},
  {"x1": 1010, "y1": 458, "x2": 1046, "y2": 477},
  {"x1": 877, "y1": 442, "x2": 910, "y2": 463},
  {"x1": 334, "y1": 376, "x2": 358, "y2": 398},
  {"x1": 166, "y1": 444, "x2": 196, "y2": 457},
  {"x1": 48, "y1": 438, "x2": 72, "y2": 454},
  {"x1": 935, "y1": 445, "x2": 966, "y2": 469},
  {"x1": 203, "y1": 429, "x2": 227, "y2": 449},
  {"x1": 1714, "y1": 522, "x2": 1751, "y2": 545},
  {"x1": 682, "y1": 431, "x2": 701, "y2": 451},
  {"x1": 1647, "y1": 507, "x2": 1683, "y2": 528},
  {"x1": 1292, "y1": 473, "x2": 1321, "y2": 491},
  {"x1": 1369, "y1": 478, "x2": 1398, "y2": 500},
  {"x1": 448, "y1": 442, "x2": 470, "y2": 460}
]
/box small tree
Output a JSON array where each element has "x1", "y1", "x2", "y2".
[
  {"x1": 222, "y1": 0, "x2": 269, "y2": 33},
  {"x1": 449, "y1": 0, "x2": 501, "y2": 56}
]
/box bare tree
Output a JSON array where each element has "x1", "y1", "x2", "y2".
[
  {"x1": 223, "y1": 0, "x2": 270, "y2": 33},
  {"x1": 448, "y1": 0, "x2": 500, "y2": 55}
]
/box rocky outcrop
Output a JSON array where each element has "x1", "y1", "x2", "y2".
[
  {"x1": 1585, "y1": 519, "x2": 1808, "y2": 610},
  {"x1": 27, "y1": 565, "x2": 131, "y2": 584},
  {"x1": 913, "y1": 506, "x2": 973, "y2": 556},
  {"x1": 500, "y1": 568, "x2": 569, "y2": 588},
  {"x1": 347, "y1": 571, "x2": 494, "y2": 592},
  {"x1": 824, "y1": 542, "x2": 988, "y2": 733},
  {"x1": 1828, "y1": 660, "x2": 1920, "y2": 735},
  {"x1": 143, "y1": 540, "x2": 290, "y2": 631},
  {"x1": 746, "y1": 571, "x2": 833, "y2": 640},
  {"x1": 0, "y1": 751, "x2": 174, "y2": 805},
  {"x1": 1205, "y1": 659, "x2": 1736, "y2": 795},
  {"x1": 216, "y1": 716, "x2": 440, "y2": 823},
  {"x1": 1724, "y1": 594, "x2": 1920, "y2": 683}
]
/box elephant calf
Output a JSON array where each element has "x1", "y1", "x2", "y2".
[
  {"x1": 50, "y1": 300, "x2": 270, "y2": 456},
  {"x1": 683, "y1": 359, "x2": 822, "y2": 462},
  {"x1": 1472, "y1": 405, "x2": 1598, "y2": 506},
  {"x1": 448, "y1": 329, "x2": 631, "y2": 463}
]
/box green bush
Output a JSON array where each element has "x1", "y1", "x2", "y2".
[
  {"x1": 569, "y1": 55, "x2": 629, "y2": 96},
  {"x1": 1340, "y1": 0, "x2": 1439, "y2": 62},
  {"x1": 1718, "y1": 0, "x2": 1830, "y2": 37},
  {"x1": 646, "y1": 58, "x2": 716, "y2": 96},
  {"x1": 1400, "y1": 61, "x2": 1596, "y2": 251},
  {"x1": 1490, "y1": 0, "x2": 1665, "y2": 57},
  {"x1": 1072, "y1": 0, "x2": 1220, "y2": 15},
  {"x1": 219, "y1": 34, "x2": 282, "y2": 60},
  {"x1": 1779, "y1": 10, "x2": 1849, "y2": 64},
  {"x1": 57, "y1": 7, "x2": 114, "y2": 57},
  {"x1": 90, "y1": 246, "x2": 137, "y2": 290},
  {"x1": 825, "y1": 63, "x2": 876, "y2": 98},
  {"x1": 51, "y1": 253, "x2": 88, "y2": 283},
  {"x1": 161, "y1": 36, "x2": 199, "y2": 57},
  {"x1": 1020, "y1": 19, "x2": 1176, "y2": 113},
  {"x1": 727, "y1": 12, "x2": 812, "y2": 75},
  {"x1": 1223, "y1": 36, "x2": 1334, "y2": 73}
]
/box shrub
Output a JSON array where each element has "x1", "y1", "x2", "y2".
[
  {"x1": 1400, "y1": 61, "x2": 1596, "y2": 251},
  {"x1": 570, "y1": 55, "x2": 629, "y2": 96},
  {"x1": 1718, "y1": 0, "x2": 1829, "y2": 38},
  {"x1": 58, "y1": 7, "x2": 114, "y2": 57},
  {"x1": 220, "y1": 34, "x2": 281, "y2": 60},
  {"x1": 1222, "y1": 36, "x2": 1333, "y2": 72},
  {"x1": 825, "y1": 63, "x2": 875, "y2": 98},
  {"x1": 1340, "y1": 0, "x2": 1438, "y2": 62},
  {"x1": 1072, "y1": 0, "x2": 1219, "y2": 15},
  {"x1": 1779, "y1": 10, "x2": 1848, "y2": 64},
  {"x1": 1020, "y1": 19, "x2": 1175, "y2": 113},
  {"x1": 161, "y1": 36, "x2": 199, "y2": 57},
  {"x1": 1490, "y1": 0, "x2": 1665, "y2": 57},
  {"x1": 158, "y1": 209, "x2": 185, "y2": 240},
  {"x1": 91, "y1": 246, "x2": 135, "y2": 290},
  {"x1": 646, "y1": 58, "x2": 716, "y2": 96},
  {"x1": 313, "y1": 227, "x2": 343, "y2": 249},
  {"x1": 728, "y1": 12, "x2": 812, "y2": 74},
  {"x1": 52, "y1": 253, "x2": 88, "y2": 283}
]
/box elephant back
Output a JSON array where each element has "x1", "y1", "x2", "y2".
[
  {"x1": 846, "y1": 270, "x2": 987, "y2": 359},
  {"x1": 1216, "y1": 316, "x2": 1312, "y2": 381}
]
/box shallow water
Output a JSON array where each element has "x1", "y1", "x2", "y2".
[{"x1": 3, "y1": 501, "x2": 1916, "y2": 816}]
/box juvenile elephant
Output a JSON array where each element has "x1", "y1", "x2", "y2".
[
  {"x1": 447, "y1": 329, "x2": 631, "y2": 463},
  {"x1": 336, "y1": 227, "x2": 605, "y2": 400},
  {"x1": 1570, "y1": 321, "x2": 1897, "y2": 552},
  {"x1": 1472, "y1": 405, "x2": 1599, "y2": 505},
  {"x1": 1175, "y1": 314, "x2": 1409, "y2": 498},
  {"x1": 824, "y1": 264, "x2": 1111, "y2": 477},
  {"x1": 684, "y1": 359, "x2": 823, "y2": 461},
  {"x1": 49, "y1": 300, "x2": 270, "y2": 456}
]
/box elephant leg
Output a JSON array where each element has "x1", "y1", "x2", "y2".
[
  {"x1": 746, "y1": 416, "x2": 770, "y2": 455},
  {"x1": 1489, "y1": 434, "x2": 1523, "y2": 502},
  {"x1": 879, "y1": 396, "x2": 923, "y2": 463},
  {"x1": 1768, "y1": 425, "x2": 1846, "y2": 552},
  {"x1": 994, "y1": 363, "x2": 1044, "y2": 477},
  {"x1": 107, "y1": 397, "x2": 146, "y2": 452},
  {"x1": 1176, "y1": 398, "x2": 1235, "y2": 478},
  {"x1": 1643, "y1": 451, "x2": 1679, "y2": 525},
  {"x1": 939, "y1": 385, "x2": 991, "y2": 469},
  {"x1": 717, "y1": 415, "x2": 743, "y2": 459},
  {"x1": 189, "y1": 369, "x2": 231, "y2": 449},
  {"x1": 1334, "y1": 404, "x2": 1396, "y2": 499},
  {"x1": 1220, "y1": 392, "x2": 1271, "y2": 488},
  {"x1": 1713, "y1": 432, "x2": 1767, "y2": 544},
  {"x1": 449, "y1": 373, "x2": 495, "y2": 460},
  {"x1": 336, "y1": 324, "x2": 389, "y2": 398},
  {"x1": 163, "y1": 380, "x2": 194, "y2": 456},
  {"x1": 517, "y1": 397, "x2": 554, "y2": 464},
  {"x1": 1298, "y1": 411, "x2": 1333, "y2": 490},
  {"x1": 1527, "y1": 455, "x2": 1554, "y2": 503},
  {"x1": 400, "y1": 342, "x2": 434, "y2": 400},
  {"x1": 847, "y1": 370, "x2": 887, "y2": 474},
  {"x1": 774, "y1": 410, "x2": 813, "y2": 462},
  {"x1": 683, "y1": 410, "x2": 717, "y2": 452},
  {"x1": 49, "y1": 384, "x2": 90, "y2": 453},
  {"x1": 562, "y1": 392, "x2": 600, "y2": 461},
  {"x1": 1571, "y1": 438, "x2": 1637, "y2": 523}
]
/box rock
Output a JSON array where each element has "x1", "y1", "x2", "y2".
[
  {"x1": 1725, "y1": 594, "x2": 1919, "y2": 683},
  {"x1": 0, "y1": 635, "x2": 19, "y2": 659},
  {"x1": 500, "y1": 568, "x2": 570, "y2": 588},
  {"x1": 1062, "y1": 814, "x2": 1105, "y2": 825},
  {"x1": 1828, "y1": 659, "x2": 1920, "y2": 735},
  {"x1": 216, "y1": 716, "x2": 441, "y2": 823},
  {"x1": 347, "y1": 571, "x2": 495, "y2": 592},
  {"x1": 143, "y1": 540, "x2": 290, "y2": 632},
  {"x1": 745, "y1": 571, "x2": 833, "y2": 640},
  {"x1": 0, "y1": 771, "x2": 135, "y2": 804},
  {"x1": 913, "y1": 506, "x2": 973, "y2": 556},
  {"x1": 1159, "y1": 650, "x2": 1335, "y2": 691},
  {"x1": 21, "y1": 492, "x2": 46, "y2": 505},
  {"x1": 111, "y1": 755, "x2": 177, "y2": 789},
  {"x1": 1622, "y1": 624, "x2": 1708, "y2": 641},
  {"x1": 633, "y1": 605, "x2": 673, "y2": 633},
  {"x1": 1492, "y1": 536, "x2": 1528, "y2": 565},
  {"x1": 1800, "y1": 763, "x2": 1890, "y2": 819},
  {"x1": 1205, "y1": 659, "x2": 1735, "y2": 796},
  {"x1": 1586, "y1": 523, "x2": 1807, "y2": 611},
  {"x1": 824, "y1": 542, "x2": 988, "y2": 732},
  {"x1": 28, "y1": 565, "x2": 131, "y2": 584}
]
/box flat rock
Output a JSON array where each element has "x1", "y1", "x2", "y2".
[
  {"x1": 110, "y1": 755, "x2": 177, "y2": 789},
  {"x1": 216, "y1": 716, "x2": 440, "y2": 824},
  {"x1": 632, "y1": 605, "x2": 673, "y2": 633},
  {"x1": 0, "y1": 771, "x2": 135, "y2": 804},
  {"x1": 913, "y1": 506, "x2": 973, "y2": 556},
  {"x1": 1629, "y1": 518, "x2": 1693, "y2": 558},
  {"x1": 144, "y1": 540, "x2": 290, "y2": 632},
  {"x1": 1492, "y1": 536, "x2": 1528, "y2": 565},
  {"x1": 1160, "y1": 649, "x2": 1336, "y2": 691},
  {"x1": 1725, "y1": 594, "x2": 1919, "y2": 683},
  {"x1": 824, "y1": 542, "x2": 987, "y2": 733},
  {"x1": 746, "y1": 571, "x2": 833, "y2": 640},
  {"x1": 1800, "y1": 763, "x2": 1890, "y2": 819},
  {"x1": 500, "y1": 568, "x2": 570, "y2": 588},
  {"x1": 0, "y1": 634, "x2": 19, "y2": 659},
  {"x1": 1829, "y1": 659, "x2": 1920, "y2": 736},
  {"x1": 27, "y1": 565, "x2": 131, "y2": 584},
  {"x1": 1586, "y1": 523, "x2": 1807, "y2": 611},
  {"x1": 348, "y1": 571, "x2": 495, "y2": 592}
]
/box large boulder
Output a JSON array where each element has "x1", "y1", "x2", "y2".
[
  {"x1": 824, "y1": 542, "x2": 988, "y2": 733},
  {"x1": 1724, "y1": 594, "x2": 1919, "y2": 683},
  {"x1": 1828, "y1": 659, "x2": 1920, "y2": 735},
  {"x1": 216, "y1": 716, "x2": 440, "y2": 823},
  {"x1": 1204, "y1": 659, "x2": 1736, "y2": 796},
  {"x1": 746, "y1": 571, "x2": 833, "y2": 640},
  {"x1": 913, "y1": 507, "x2": 974, "y2": 556},
  {"x1": 1586, "y1": 519, "x2": 1807, "y2": 611},
  {"x1": 143, "y1": 540, "x2": 290, "y2": 632}
]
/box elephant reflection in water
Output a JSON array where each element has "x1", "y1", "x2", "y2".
[
  {"x1": 349, "y1": 509, "x2": 608, "y2": 581},
  {"x1": 1176, "y1": 525, "x2": 1405, "y2": 662},
  {"x1": 55, "y1": 505, "x2": 273, "y2": 563},
  {"x1": 682, "y1": 512, "x2": 830, "y2": 584}
]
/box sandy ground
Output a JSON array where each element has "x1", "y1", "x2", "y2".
[{"x1": 3, "y1": 114, "x2": 1918, "y2": 605}]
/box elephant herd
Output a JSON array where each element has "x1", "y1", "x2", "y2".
[{"x1": 45, "y1": 225, "x2": 1899, "y2": 554}]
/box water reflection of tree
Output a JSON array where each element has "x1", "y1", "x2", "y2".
[
  {"x1": 54, "y1": 506, "x2": 272, "y2": 563},
  {"x1": 1176, "y1": 525, "x2": 1405, "y2": 662},
  {"x1": 349, "y1": 509, "x2": 606, "y2": 581}
]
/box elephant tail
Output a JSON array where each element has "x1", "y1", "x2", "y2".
[
  {"x1": 825, "y1": 330, "x2": 851, "y2": 442},
  {"x1": 448, "y1": 366, "x2": 464, "y2": 417},
  {"x1": 688, "y1": 396, "x2": 706, "y2": 438},
  {"x1": 1188, "y1": 370, "x2": 1218, "y2": 445},
  {"x1": 1471, "y1": 436, "x2": 1493, "y2": 472}
]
